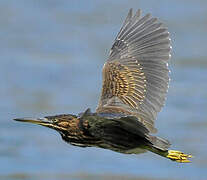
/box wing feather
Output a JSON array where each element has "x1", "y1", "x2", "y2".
[{"x1": 96, "y1": 9, "x2": 171, "y2": 133}]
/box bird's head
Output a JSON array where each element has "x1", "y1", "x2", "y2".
[{"x1": 14, "y1": 114, "x2": 79, "y2": 135}]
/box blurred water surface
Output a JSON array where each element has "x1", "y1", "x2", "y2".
[{"x1": 0, "y1": 1, "x2": 207, "y2": 180}]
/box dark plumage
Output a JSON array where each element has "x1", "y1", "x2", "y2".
[{"x1": 14, "y1": 9, "x2": 192, "y2": 162}]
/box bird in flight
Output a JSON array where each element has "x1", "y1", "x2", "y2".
[{"x1": 14, "y1": 9, "x2": 192, "y2": 163}]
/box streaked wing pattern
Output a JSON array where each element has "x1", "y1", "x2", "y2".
[{"x1": 96, "y1": 9, "x2": 171, "y2": 133}]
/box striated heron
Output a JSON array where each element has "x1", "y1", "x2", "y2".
[{"x1": 14, "y1": 9, "x2": 192, "y2": 163}]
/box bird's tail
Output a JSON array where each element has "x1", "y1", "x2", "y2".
[
  {"x1": 149, "y1": 135, "x2": 171, "y2": 151},
  {"x1": 147, "y1": 135, "x2": 192, "y2": 163}
]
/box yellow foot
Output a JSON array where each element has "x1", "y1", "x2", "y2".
[{"x1": 167, "y1": 150, "x2": 192, "y2": 163}]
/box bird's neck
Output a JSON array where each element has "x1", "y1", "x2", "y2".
[{"x1": 60, "y1": 115, "x2": 100, "y2": 147}]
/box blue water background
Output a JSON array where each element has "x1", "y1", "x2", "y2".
[{"x1": 0, "y1": 1, "x2": 207, "y2": 180}]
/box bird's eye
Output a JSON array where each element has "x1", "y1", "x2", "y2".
[{"x1": 53, "y1": 119, "x2": 58, "y2": 123}]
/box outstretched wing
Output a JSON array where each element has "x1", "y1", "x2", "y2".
[{"x1": 96, "y1": 9, "x2": 171, "y2": 133}]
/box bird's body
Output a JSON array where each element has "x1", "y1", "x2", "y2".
[{"x1": 14, "y1": 9, "x2": 192, "y2": 162}]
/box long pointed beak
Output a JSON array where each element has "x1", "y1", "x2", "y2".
[{"x1": 14, "y1": 117, "x2": 52, "y2": 126}]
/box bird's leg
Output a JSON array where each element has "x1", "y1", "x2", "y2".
[
  {"x1": 146, "y1": 146, "x2": 192, "y2": 163},
  {"x1": 166, "y1": 150, "x2": 192, "y2": 163}
]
